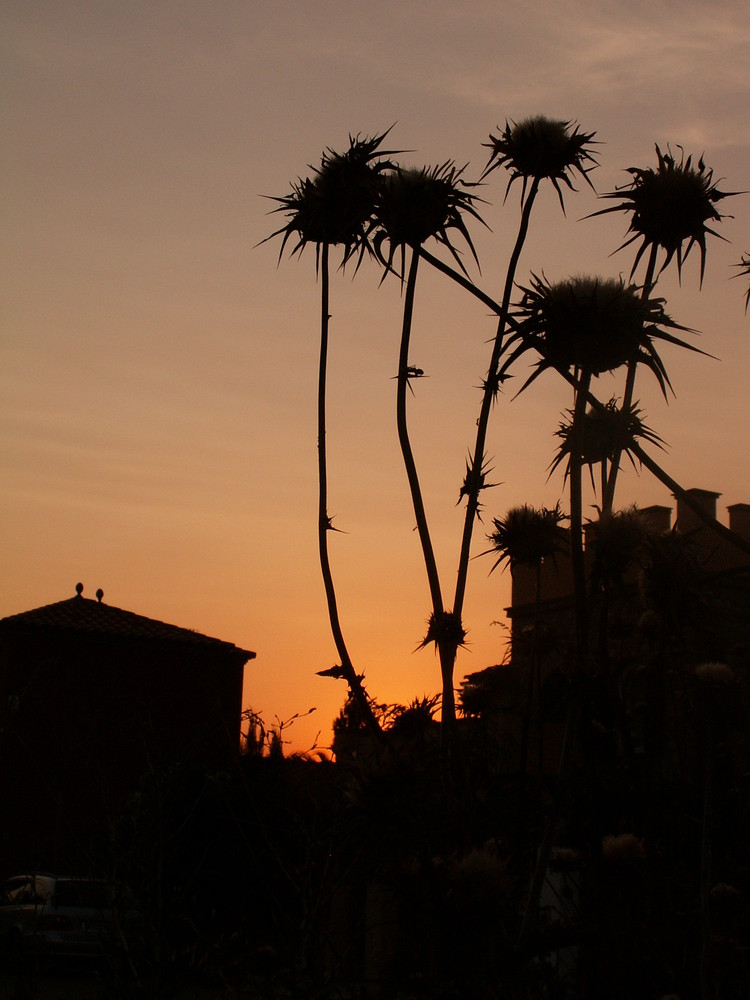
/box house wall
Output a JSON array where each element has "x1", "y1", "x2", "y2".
[{"x1": 0, "y1": 628, "x2": 244, "y2": 873}]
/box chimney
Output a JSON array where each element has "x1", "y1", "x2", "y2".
[
  {"x1": 674, "y1": 488, "x2": 721, "y2": 535},
  {"x1": 728, "y1": 503, "x2": 750, "y2": 543}
]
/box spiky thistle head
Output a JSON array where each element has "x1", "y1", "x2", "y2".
[
  {"x1": 483, "y1": 503, "x2": 568, "y2": 573},
  {"x1": 482, "y1": 116, "x2": 597, "y2": 210},
  {"x1": 550, "y1": 398, "x2": 665, "y2": 484},
  {"x1": 502, "y1": 274, "x2": 701, "y2": 398},
  {"x1": 588, "y1": 506, "x2": 650, "y2": 587},
  {"x1": 734, "y1": 252, "x2": 750, "y2": 313},
  {"x1": 592, "y1": 144, "x2": 739, "y2": 285},
  {"x1": 456, "y1": 455, "x2": 499, "y2": 517},
  {"x1": 261, "y1": 129, "x2": 398, "y2": 271},
  {"x1": 415, "y1": 610, "x2": 467, "y2": 653},
  {"x1": 373, "y1": 161, "x2": 486, "y2": 278}
]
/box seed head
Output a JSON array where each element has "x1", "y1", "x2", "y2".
[
  {"x1": 374, "y1": 161, "x2": 486, "y2": 278},
  {"x1": 415, "y1": 610, "x2": 467, "y2": 652},
  {"x1": 483, "y1": 503, "x2": 568, "y2": 573},
  {"x1": 261, "y1": 128, "x2": 398, "y2": 271},
  {"x1": 503, "y1": 274, "x2": 701, "y2": 396},
  {"x1": 592, "y1": 144, "x2": 739, "y2": 285},
  {"x1": 482, "y1": 116, "x2": 598, "y2": 210},
  {"x1": 550, "y1": 399, "x2": 665, "y2": 484}
]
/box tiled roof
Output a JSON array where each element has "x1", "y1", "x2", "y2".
[{"x1": 0, "y1": 590, "x2": 255, "y2": 662}]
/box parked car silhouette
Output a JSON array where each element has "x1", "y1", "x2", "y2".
[{"x1": 0, "y1": 873, "x2": 141, "y2": 966}]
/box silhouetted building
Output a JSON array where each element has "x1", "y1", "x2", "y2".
[
  {"x1": 507, "y1": 487, "x2": 750, "y2": 639},
  {"x1": 461, "y1": 489, "x2": 750, "y2": 773},
  {"x1": 0, "y1": 584, "x2": 255, "y2": 872}
]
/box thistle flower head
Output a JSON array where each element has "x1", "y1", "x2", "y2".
[
  {"x1": 374, "y1": 161, "x2": 486, "y2": 278},
  {"x1": 502, "y1": 274, "x2": 701, "y2": 397},
  {"x1": 483, "y1": 503, "x2": 568, "y2": 573},
  {"x1": 482, "y1": 116, "x2": 598, "y2": 210},
  {"x1": 261, "y1": 129, "x2": 398, "y2": 271},
  {"x1": 592, "y1": 144, "x2": 739, "y2": 285},
  {"x1": 550, "y1": 399, "x2": 665, "y2": 484},
  {"x1": 588, "y1": 506, "x2": 650, "y2": 586},
  {"x1": 415, "y1": 610, "x2": 467, "y2": 653}
]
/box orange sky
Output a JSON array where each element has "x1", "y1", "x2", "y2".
[{"x1": 3, "y1": 1, "x2": 749, "y2": 754}]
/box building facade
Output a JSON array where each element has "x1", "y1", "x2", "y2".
[{"x1": 0, "y1": 585, "x2": 255, "y2": 872}]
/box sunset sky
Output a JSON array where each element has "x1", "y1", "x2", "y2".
[{"x1": 3, "y1": 1, "x2": 749, "y2": 754}]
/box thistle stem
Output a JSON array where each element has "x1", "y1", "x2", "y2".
[
  {"x1": 317, "y1": 244, "x2": 383, "y2": 739},
  {"x1": 564, "y1": 368, "x2": 750, "y2": 559},
  {"x1": 396, "y1": 247, "x2": 456, "y2": 724},
  {"x1": 602, "y1": 243, "x2": 659, "y2": 513},
  {"x1": 419, "y1": 248, "x2": 504, "y2": 316},
  {"x1": 454, "y1": 177, "x2": 541, "y2": 619},
  {"x1": 570, "y1": 368, "x2": 592, "y2": 663}
]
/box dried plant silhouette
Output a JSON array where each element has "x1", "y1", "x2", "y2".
[
  {"x1": 736, "y1": 250, "x2": 750, "y2": 312},
  {"x1": 483, "y1": 503, "x2": 567, "y2": 783},
  {"x1": 260, "y1": 121, "x2": 750, "y2": 997},
  {"x1": 500, "y1": 275, "x2": 699, "y2": 660},
  {"x1": 550, "y1": 398, "x2": 665, "y2": 498},
  {"x1": 373, "y1": 161, "x2": 485, "y2": 726},
  {"x1": 448, "y1": 118, "x2": 598, "y2": 728},
  {"x1": 589, "y1": 145, "x2": 739, "y2": 512},
  {"x1": 262, "y1": 130, "x2": 397, "y2": 739},
  {"x1": 591, "y1": 143, "x2": 736, "y2": 285},
  {"x1": 261, "y1": 121, "x2": 748, "y2": 745}
]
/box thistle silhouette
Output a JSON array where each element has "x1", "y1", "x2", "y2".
[
  {"x1": 591, "y1": 143, "x2": 737, "y2": 285},
  {"x1": 263, "y1": 130, "x2": 397, "y2": 738},
  {"x1": 482, "y1": 116, "x2": 598, "y2": 209},
  {"x1": 450, "y1": 118, "x2": 599, "y2": 731},
  {"x1": 589, "y1": 144, "x2": 738, "y2": 511},
  {"x1": 735, "y1": 252, "x2": 750, "y2": 312},
  {"x1": 502, "y1": 274, "x2": 700, "y2": 397},
  {"x1": 374, "y1": 161, "x2": 485, "y2": 726},
  {"x1": 550, "y1": 398, "x2": 665, "y2": 497}
]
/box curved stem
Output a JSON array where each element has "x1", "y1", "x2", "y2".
[
  {"x1": 454, "y1": 178, "x2": 541, "y2": 619},
  {"x1": 519, "y1": 560, "x2": 542, "y2": 790},
  {"x1": 569, "y1": 368, "x2": 592, "y2": 665},
  {"x1": 397, "y1": 248, "x2": 444, "y2": 618},
  {"x1": 396, "y1": 248, "x2": 457, "y2": 725},
  {"x1": 562, "y1": 367, "x2": 750, "y2": 559},
  {"x1": 317, "y1": 244, "x2": 383, "y2": 740},
  {"x1": 421, "y1": 185, "x2": 540, "y2": 723},
  {"x1": 419, "y1": 247, "x2": 504, "y2": 316},
  {"x1": 602, "y1": 244, "x2": 659, "y2": 513}
]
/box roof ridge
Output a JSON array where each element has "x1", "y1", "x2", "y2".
[{"x1": 0, "y1": 594, "x2": 255, "y2": 660}]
